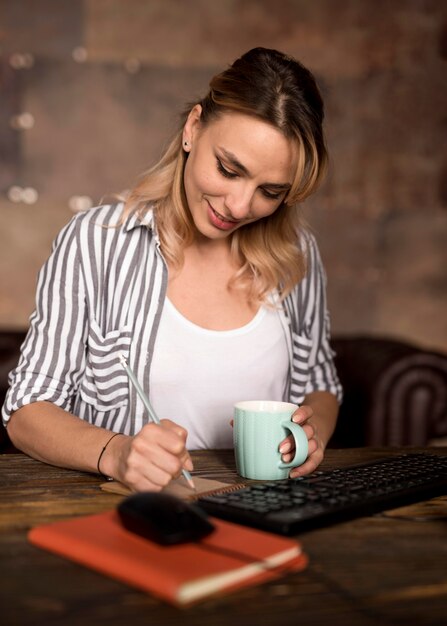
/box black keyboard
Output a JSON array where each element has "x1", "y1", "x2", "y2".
[{"x1": 197, "y1": 453, "x2": 447, "y2": 535}]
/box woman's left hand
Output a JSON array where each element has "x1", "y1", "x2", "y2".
[{"x1": 279, "y1": 405, "x2": 325, "y2": 478}]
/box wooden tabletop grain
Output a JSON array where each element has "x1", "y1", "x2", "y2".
[{"x1": 2, "y1": 448, "x2": 446, "y2": 626}]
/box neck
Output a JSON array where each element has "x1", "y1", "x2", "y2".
[{"x1": 188, "y1": 233, "x2": 234, "y2": 262}]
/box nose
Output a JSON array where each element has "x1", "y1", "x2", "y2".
[{"x1": 224, "y1": 182, "x2": 255, "y2": 220}]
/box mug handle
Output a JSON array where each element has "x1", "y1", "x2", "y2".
[{"x1": 277, "y1": 421, "x2": 309, "y2": 469}]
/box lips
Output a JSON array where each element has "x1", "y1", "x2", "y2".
[
  {"x1": 211, "y1": 206, "x2": 238, "y2": 223},
  {"x1": 207, "y1": 201, "x2": 240, "y2": 231}
]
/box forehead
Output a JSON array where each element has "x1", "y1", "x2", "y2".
[{"x1": 200, "y1": 111, "x2": 298, "y2": 182}]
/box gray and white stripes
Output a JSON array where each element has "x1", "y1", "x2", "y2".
[{"x1": 2, "y1": 203, "x2": 342, "y2": 436}]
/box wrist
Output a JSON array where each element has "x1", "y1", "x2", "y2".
[{"x1": 97, "y1": 432, "x2": 127, "y2": 480}]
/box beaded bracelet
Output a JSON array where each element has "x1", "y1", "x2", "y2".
[{"x1": 97, "y1": 432, "x2": 122, "y2": 478}]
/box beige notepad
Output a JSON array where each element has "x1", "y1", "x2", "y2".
[{"x1": 100, "y1": 476, "x2": 239, "y2": 500}]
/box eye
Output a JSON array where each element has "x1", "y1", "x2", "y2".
[
  {"x1": 216, "y1": 158, "x2": 237, "y2": 179},
  {"x1": 261, "y1": 188, "x2": 282, "y2": 200}
]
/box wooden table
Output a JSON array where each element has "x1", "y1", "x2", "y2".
[{"x1": 2, "y1": 448, "x2": 447, "y2": 626}]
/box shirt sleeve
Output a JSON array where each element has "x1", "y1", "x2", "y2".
[
  {"x1": 302, "y1": 232, "x2": 343, "y2": 403},
  {"x1": 2, "y1": 214, "x2": 88, "y2": 425}
]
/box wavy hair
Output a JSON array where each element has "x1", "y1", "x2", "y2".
[{"x1": 124, "y1": 47, "x2": 327, "y2": 303}]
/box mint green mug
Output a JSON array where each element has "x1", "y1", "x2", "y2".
[{"x1": 233, "y1": 400, "x2": 308, "y2": 480}]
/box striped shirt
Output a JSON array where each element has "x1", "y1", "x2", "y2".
[{"x1": 2, "y1": 203, "x2": 342, "y2": 439}]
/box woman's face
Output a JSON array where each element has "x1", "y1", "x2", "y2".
[{"x1": 182, "y1": 107, "x2": 298, "y2": 242}]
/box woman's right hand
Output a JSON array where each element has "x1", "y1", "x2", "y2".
[{"x1": 104, "y1": 419, "x2": 193, "y2": 492}]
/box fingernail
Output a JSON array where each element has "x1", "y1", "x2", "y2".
[{"x1": 279, "y1": 442, "x2": 291, "y2": 454}]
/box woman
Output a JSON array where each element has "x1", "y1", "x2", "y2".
[{"x1": 2, "y1": 47, "x2": 342, "y2": 492}]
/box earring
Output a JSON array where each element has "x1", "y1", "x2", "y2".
[{"x1": 183, "y1": 140, "x2": 189, "y2": 149}]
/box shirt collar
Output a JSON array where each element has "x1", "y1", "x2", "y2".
[{"x1": 123, "y1": 207, "x2": 157, "y2": 236}]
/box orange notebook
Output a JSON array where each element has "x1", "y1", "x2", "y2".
[{"x1": 28, "y1": 510, "x2": 307, "y2": 607}]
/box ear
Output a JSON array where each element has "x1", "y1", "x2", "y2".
[{"x1": 182, "y1": 104, "x2": 202, "y2": 151}]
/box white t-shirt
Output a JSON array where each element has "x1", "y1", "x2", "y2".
[{"x1": 150, "y1": 298, "x2": 289, "y2": 449}]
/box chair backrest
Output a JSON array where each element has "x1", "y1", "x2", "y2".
[
  {"x1": 0, "y1": 330, "x2": 27, "y2": 452},
  {"x1": 330, "y1": 336, "x2": 447, "y2": 447}
]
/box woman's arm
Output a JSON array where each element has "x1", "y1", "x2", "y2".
[
  {"x1": 279, "y1": 232, "x2": 342, "y2": 476},
  {"x1": 8, "y1": 401, "x2": 193, "y2": 491}
]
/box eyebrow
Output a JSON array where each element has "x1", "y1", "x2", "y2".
[{"x1": 219, "y1": 148, "x2": 292, "y2": 191}]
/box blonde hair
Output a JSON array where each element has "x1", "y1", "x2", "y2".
[{"x1": 124, "y1": 47, "x2": 327, "y2": 303}]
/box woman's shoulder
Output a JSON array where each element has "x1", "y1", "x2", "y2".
[
  {"x1": 71, "y1": 201, "x2": 125, "y2": 227},
  {"x1": 296, "y1": 226, "x2": 320, "y2": 260},
  {"x1": 297, "y1": 225, "x2": 317, "y2": 245},
  {"x1": 293, "y1": 226, "x2": 325, "y2": 285},
  {"x1": 69, "y1": 201, "x2": 155, "y2": 233}
]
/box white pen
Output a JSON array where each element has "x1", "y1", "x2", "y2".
[{"x1": 118, "y1": 353, "x2": 196, "y2": 491}]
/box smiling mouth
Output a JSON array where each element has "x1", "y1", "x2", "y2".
[{"x1": 210, "y1": 205, "x2": 239, "y2": 224}]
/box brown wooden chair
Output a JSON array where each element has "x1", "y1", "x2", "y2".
[
  {"x1": 0, "y1": 330, "x2": 26, "y2": 452},
  {"x1": 330, "y1": 336, "x2": 447, "y2": 447}
]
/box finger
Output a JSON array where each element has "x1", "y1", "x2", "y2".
[
  {"x1": 281, "y1": 451, "x2": 295, "y2": 464},
  {"x1": 282, "y1": 436, "x2": 316, "y2": 464},
  {"x1": 280, "y1": 434, "x2": 296, "y2": 462},
  {"x1": 159, "y1": 419, "x2": 188, "y2": 442},
  {"x1": 281, "y1": 423, "x2": 314, "y2": 448},
  {"x1": 290, "y1": 459, "x2": 318, "y2": 478},
  {"x1": 291, "y1": 405, "x2": 313, "y2": 425},
  {"x1": 301, "y1": 422, "x2": 315, "y2": 441},
  {"x1": 289, "y1": 447, "x2": 323, "y2": 478},
  {"x1": 307, "y1": 437, "x2": 318, "y2": 456},
  {"x1": 279, "y1": 434, "x2": 294, "y2": 454},
  {"x1": 180, "y1": 450, "x2": 194, "y2": 472},
  {"x1": 131, "y1": 422, "x2": 193, "y2": 483},
  {"x1": 123, "y1": 457, "x2": 175, "y2": 492},
  {"x1": 130, "y1": 431, "x2": 186, "y2": 476},
  {"x1": 148, "y1": 445, "x2": 186, "y2": 478},
  {"x1": 145, "y1": 434, "x2": 194, "y2": 475},
  {"x1": 140, "y1": 421, "x2": 188, "y2": 456}
]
